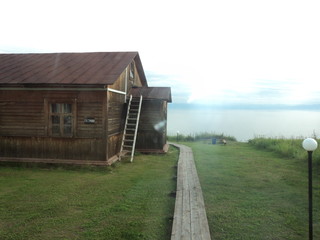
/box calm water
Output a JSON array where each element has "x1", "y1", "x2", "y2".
[{"x1": 167, "y1": 108, "x2": 320, "y2": 142}]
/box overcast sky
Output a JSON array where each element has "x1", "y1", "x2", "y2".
[{"x1": 1, "y1": 0, "x2": 320, "y2": 108}]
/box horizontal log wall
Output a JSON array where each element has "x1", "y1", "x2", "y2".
[
  {"x1": 136, "y1": 100, "x2": 167, "y2": 151},
  {"x1": 107, "y1": 133, "x2": 122, "y2": 159},
  {"x1": 107, "y1": 89, "x2": 126, "y2": 159},
  {"x1": 109, "y1": 69, "x2": 127, "y2": 92},
  {"x1": 77, "y1": 101, "x2": 104, "y2": 138},
  {"x1": 0, "y1": 90, "x2": 107, "y2": 161},
  {"x1": 0, "y1": 101, "x2": 45, "y2": 136},
  {"x1": 0, "y1": 136, "x2": 105, "y2": 160},
  {"x1": 107, "y1": 91, "x2": 126, "y2": 135}
]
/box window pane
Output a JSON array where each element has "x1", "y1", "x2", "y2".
[
  {"x1": 130, "y1": 62, "x2": 135, "y2": 79},
  {"x1": 51, "y1": 116, "x2": 60, "y2": 124},
  {"x1": 64, "y1": 116, "x2": 72, "y2": 125},
  {"x1": 64, "y1": 126, "x2": 72, "y2": 135},
  {"x1": 52, "y1": 125, "x2": 60, "y2": 134},
  {"x1": 64, "y1": 104, "x2": 72, "y2": 113},
  {"x1": 51, "y1": 103, "x2": 61, "y2": 113},
  {"x1": 49, "y1": 102, "x2": 74, "y2": 137}
]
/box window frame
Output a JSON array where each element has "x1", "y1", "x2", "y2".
[
  {"x1": 129, "y1": 61, "x2": 135, "y2": 83},
  {"x1": 45, "y1": 99, "x2": 77, "y2": 138}
]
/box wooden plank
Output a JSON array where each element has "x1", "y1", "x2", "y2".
[
  {"x1": 170, "y1": 143, "x2": 211, "y2": 240},
  {"x1": 171, "y1": 190, "x2": 183, "y2": 240}
]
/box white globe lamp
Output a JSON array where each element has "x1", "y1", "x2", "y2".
[{"x1": 302, "y1": 138, "x2": 318, "y2": 152}]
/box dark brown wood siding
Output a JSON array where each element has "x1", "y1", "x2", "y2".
[
  {"x1": 107, "y1": 91, "x2": 126, "y2": 136},
  {"x1": 0, "y1": 137, "x2": 105, "y2": 160},
  {"x1": 0, "y1": 100, "x2": 45, "y2": 136},
  {"x1": 106, "y1": 63, "x2": 142, "y2": 159},
  {"x1": 136, "y1": 100, "x2": 168, "y2": 151},
  {"x1": 77, "y1": 101, "x2": 104, "y2": 138},
  {"x1": 0, "y1": 90, "x2": 107, "y2": 161},
  {"x1": 107, "y1": 133, "x2": 122, "y2": 159}
]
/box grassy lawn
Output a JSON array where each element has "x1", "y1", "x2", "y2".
[
  {"x1": 2, "y1": 141, "x2": 319, "y2": 240},
  {"x1": 184, "y1": 141, "x2": 320, "y2": 240},
  {"x1": 0, "y1": 147, "x2": 178, "y2": 240}
]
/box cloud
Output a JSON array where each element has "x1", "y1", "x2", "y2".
[
  {"x1": 1, "y1": 0, "x2": 320, "y2": 108},
  {"x1": 182, "y1": 78, "x2": 320, "y2": 106}
]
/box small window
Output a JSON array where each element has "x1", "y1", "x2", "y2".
[
  {"x1": 129, "y1": 61, "x2": 135, "y2": 80},
  {"x1": 49, "y1": 103, "x2": 73, "y2": 137}
]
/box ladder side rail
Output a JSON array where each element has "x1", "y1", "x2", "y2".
[
  {"x1": 130, "y1": 95, "x2": 143, "y2": 162},
  {"x1": 119, "y1": 95, "x2": 132, "y2": 161}
]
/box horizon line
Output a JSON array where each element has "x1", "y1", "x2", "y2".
[{"x1": 169, "y1": 102, "x2": 320, "y2": 111}]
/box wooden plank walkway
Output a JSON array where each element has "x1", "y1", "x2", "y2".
[{"x1": 170, "y1": 143, "x2": 211, "y2": 240}]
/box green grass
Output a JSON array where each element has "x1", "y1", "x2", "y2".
[
  {"x1": 249, "y1": 137, "x2": 320, "y2": 165},
  {"x1": 184, "y1": 141, "x2": 320, "y2": 239},
  {"x1": 2, "y1": 140, "x2": 319, "y2": 239},
  {"x1": 0, "y1": 148, "x2": 178, "y2": 240}
]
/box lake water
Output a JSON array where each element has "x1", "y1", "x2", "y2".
[{"x1": 167, "y1": 108, "x2": 320, "y2": 142}]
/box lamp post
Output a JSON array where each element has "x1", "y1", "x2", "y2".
[{"x1": 302, "y1": 138, "x2": 318, "y2": 240}]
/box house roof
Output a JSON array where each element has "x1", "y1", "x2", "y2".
[
  {"x1": 0, "y1": 52, "x2": 147, "y2": 87},
  {"x1": 129, "y1": 87, "x2": 172, "y2": 102}
]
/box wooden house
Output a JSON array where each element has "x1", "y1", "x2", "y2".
[
  {"x1": 0, "y1": 52, "x2": 172, "y2": 165},
  {"x1": 130, "y1": 87, "x2": 171, "y2": 153}
]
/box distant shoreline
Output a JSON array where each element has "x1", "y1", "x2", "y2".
[
  {"x1": 167, "y1": 108, "x2": 320, "y2": 142},
  {"x1": 169, "y1": 103, "x2": 320, "y2": 111}
]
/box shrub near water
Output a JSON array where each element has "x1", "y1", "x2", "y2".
[
  {"x1": 168, "y1": 132, "x2": 237, "y2": 142},
  {"x1": 248, "y1": 137, "x2": 320, "y2": 165}
]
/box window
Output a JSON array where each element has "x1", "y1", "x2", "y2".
[
  {"x1": 49, "y1": 103, "x2": 73, "y2": 137},
  {"x1": 129, "y1": 61, "x2": 135, "y2": 80}
]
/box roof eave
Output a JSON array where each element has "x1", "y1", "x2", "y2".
[
  {"x1": 133, "y1": 53, "x2": 148, "y2": 87},
  {"x1": 0, "y1": 83, "x2": 108, "y2": 90}
]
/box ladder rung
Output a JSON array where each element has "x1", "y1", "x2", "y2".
[
  {"x1": 124, "y1": 134, "x2": 134, "y2": 137},
  {"x1": 120, "y1": 95, "x2": 142, "y2": 163}
]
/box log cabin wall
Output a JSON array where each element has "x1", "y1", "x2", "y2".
[
  {"x1": 0, "y1": 52, "x2": 154, "y2": 164},
  {"x1": 107, "y1": 91, "x2": 126, "y2": 159},
  {"x1": 127, "y1": 60, "x2": 144, "y2": 91},
  {"x1": 106, "y1": 61, "x2": 144, "y2": 159},
  {"x1": 107, "y1": 67, "x2": 127, "y2": 159},
  {"x1": 136, "y1": 100, "x2": 168, "y2": 152},
  {"x1": 0, "y1": 90, "x2": 107, "y2": 161}
]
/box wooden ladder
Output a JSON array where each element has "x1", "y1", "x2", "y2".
[{"x1": 119, "y1": 94, "x2": 143, "y2": 162}]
